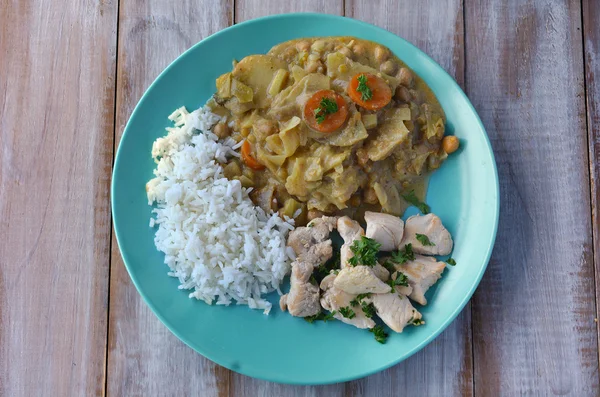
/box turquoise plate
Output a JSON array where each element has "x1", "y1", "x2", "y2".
[{"x1": 112, "y1": 13, "x2": 499, "y2": 385}]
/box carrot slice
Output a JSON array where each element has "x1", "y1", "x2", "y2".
[
  {"x1": 241, "y1": 140, "x2": 265, "y2": 170},
  {"x1": 303, "y1": 90, "x2": 349, "y2": 133},
  {"x1": 347, "y1": 73, "x2": 392, "y2": 110}
]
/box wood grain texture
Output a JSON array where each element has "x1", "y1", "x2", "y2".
[
  {"x1": 582, "y1": 0, "x2": 600, "y2": 373},
  {"x1": 106, "y1": 2, "x2": 233, "y2": 396},
  {"x1": 0, "y1": 0, "x2": 117, "y2": 395},
  {"x1": 344, "y1": 2, "x2": 472, "y2": 396},
  {"x1": 466, "y1": 1, "x2": 600, "y2": 395},
  {"x1": 235, "y1": 0, "x2": 343, "y2": 20}
]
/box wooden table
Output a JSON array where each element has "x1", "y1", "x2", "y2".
[{"x1": 1, "y1": 0, "x2": 599, "y2": 395}]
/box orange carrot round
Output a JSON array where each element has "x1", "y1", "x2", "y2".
[
  {"x1": 347, "y1": 73, "x2": 392, "y2": 110},
  {"x1": 241, "y1": 140, "x2": 265, "y2": 170},
  {"x1": 303, "y1": 90, "x2": 349, "y2": 133}
]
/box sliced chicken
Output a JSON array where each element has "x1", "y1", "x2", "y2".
[
  {"x1": 287, "y1": 216, "x2": 337, "y2": 257},
  {"x1": 337, "y1": 216, "x2": 364, "y2": 268},
  {"x1": 282, "y1": 217, "x2": 336, "y2": 318},
  {"x1": 371, "y1": 262, "x2": 390, "y2": 281},
  {"x1": 334, "y1": 265, "x2": 392, "y2": 294},
  {"x1": 394, "y1": 254, "x2": 446, "y2": 305},
  {"x1": 364, "y1": 211, "x2": 404, "y2": 251},
  {"x1": 398, "y1": 214, "x2": 453, "y2": 255},
  {"x1": 320, "y1": 274, "x2": 375, "y2": 329},
  {"x1": 366, "y1": 293, "x2": 422, "y2": 333}
]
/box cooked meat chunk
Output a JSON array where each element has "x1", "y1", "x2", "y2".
[
  {"x1": 393, "y1": 254, "x2": 446, "y2": 305},
  {"x1": 398, "y1": 213, "x2": 453, "y2": 255},
  {"x1": 320, "y1": 274, "x2": 375, "y2": 329},
  {"x1": 371, "y1": 262, "x2": 390, "y2": 281},
  {"x1": 279, "y1": 294, "x2": 288, "y2": 311},
  {"x1": 366, "y1": 293, "x2": 422, "y2": 333},
  {"x1": 364, "y1": 211, "x2": 404, "y2": 251},
  {"x1": 337, "y1": 216, "x2": 365, "y2": 268},
  {"x1": 287, "y1": 216, "x2": 337, "y2": 257},
  {"x1": 334, "y1": 265, "x2": 392, "y2": 294}
]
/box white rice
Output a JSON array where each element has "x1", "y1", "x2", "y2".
[{"x1": 146, "y1": 106, "x2": 294, "y2": 314}]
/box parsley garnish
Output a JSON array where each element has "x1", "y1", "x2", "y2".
[
  {"x1": 387, "y1": 271, "x2": 409, "y2": 288},
  {"x1": 314, "y1": 97, "x2": 339, "y2": 124},
  {"x1": 361, "y1": 302, "x2": 376, "y2": 318},
  {"x1": 402, "y1": 190, "x2": 430, "y2": 214},
  {"x1": 304, "y1": 310, "x2": 337, "y2": 323},
  {"x1": 416, "y1": 233, "x2": 435, "y2": 246},
  {"x1": 339, "y1": 306, "x2": 356, "y2": 319},
  {"x1": 446, "y1": 257, "x2": 456, "y2": 266},
  {"x1": 391, "y1": 244, "x2": 415, "y2": 265},
  {"x1": 356, "y1": 74, "x2": 373, "y2": 101},
  {"x1": 348, "y1": 236, "x2": 381, "y2": 267},
  {"x1": 350, "y1": 293, "x2": 372, "y2": 307},
  {"x1": 370, "y1": 325, "x2": 388, "y2": 344},
  {"x1": 410, "y1": 317, "x2": 424, "y2": 326}
]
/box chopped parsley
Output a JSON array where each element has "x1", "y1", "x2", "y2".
[
  {"x1": 350, "y1": 293, "x2": 372, "y2": 307},
  {"x1": 402, "y1": 190, "x2": 430, "y2": 214},
  {"x1": 416, "y1": 233, "x2": 435, "y2": 246},
  {"x1": 446, "y1": 257, "x2": 457, "y2": 266},
  {"x1": 361, "y1": 302, "x2": 376, "y2": 318},
  {"x1": 304, "y1": 310, "x2": 337, "y2": 323},
  {"x1": 410, "y1": 317, "x2": 425, "y2": 326},
  {"x1": 391, "y1": 243, "x2": 415, "y2": 265},
  {"x1": 339, "y1": 306, "x2": 356, "y2": 319},
  {"x1": 348, "y1": 236, "x2": 381, "y2": 267},
  {"x1": 387, "y1": 271, "x2": 409, "y2": 288},
  {"x1": 314, "y1": 97, "x2": 339, "y2": 124},
  {"x1": 309, "y1": 274, "x2": 318, "y2": 285},
  {"x1": 370, "y1": 325, "x2": 388, "y2": 344},
  {"x1": 356, "y1": 74, "x2": 373, "y2": 101},
  {"x1": 315, "y1": 253, "x2": 341, "y2": 283}
]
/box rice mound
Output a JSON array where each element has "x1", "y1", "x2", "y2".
[{"x1": 146, "y1": 106, "x2": 294, "y2": 314}]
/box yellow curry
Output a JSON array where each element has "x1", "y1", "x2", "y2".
[{"x1": 208, "y1": 37, "x2": 458, "y2": 225}]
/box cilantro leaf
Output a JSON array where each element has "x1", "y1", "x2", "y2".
[
  {"x1": 415, "y1": 233, "x2": 435, "y2": 246},
  {"x1": 402, "y1": 190, "x2": 430, "y2": 214}
]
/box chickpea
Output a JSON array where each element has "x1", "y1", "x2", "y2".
[
  {"x1": 397, "y1": 67, "x2": 414, "y2": 87},
  {"x1": 307, "y1": 209, "x2": 324, "y2": 221},
  {"x1": 380, "y1": 60, "x2": 397, "y2": 75},
  {"x1": 253, "y1": 118, "x2": 278, "y2": 140},
  {"x1": 296, "y1": 40, "x2": 311, "y2": 52},
  {"x1": 352, "y1": 43, "x2": 366, "y2": 57},
  {"x1": 442, "y1": 136, "x2": 460, "y2": 154},
  {"x1": 374, "y1": 45, "x2": 390, "y2": 63},
  {"x1": 305, "y1": 60, "x2": 323, "y2": 73},
  {"x1": 363, "y1": 187, "x2": 378, "y2": 204},
  {"x1": 213, "y1": 122, "x2": 231, "y2": 139},
  {"x1": 338, "y1": 46, "x2": 353, "y2": 59},
  {"x1": 394, "y1": 85, "x2": 411, "y2": 102},
  {"x1": 311, "y1": 39, "x2": 326, "y2": 52}
]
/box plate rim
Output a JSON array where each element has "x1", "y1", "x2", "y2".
[{"x1": 111, "y1": 12, "x2": 500, "y2": 385}]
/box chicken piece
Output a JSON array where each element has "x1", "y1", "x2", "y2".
[
  {"x1": 366, "y1": 293, "x2": 422, "y2": 333},
  {"x1": 281, "y1": 255, "x2": 324, "y2": 317},
  {"x1": 320, "y1": 274, "x2": 375, "y2": 329},
  {"x1": 287, "y1": 216, "x2": 337, "y2": 257},
  {"x1": 394, "y1": 254, "x2": 446, "y2": 305},
  {"x1": 364, "y1": 211, "x2": 404, "y2": 251},
  {"x1": 337, "y1": 216, "x2": 365, "y2": 268},
  {"x1": 334, "y1": 265, "x2": 392, "y2": 294},
  {"x1": 371, "y1": 262, "x2": 390, "y2": 281},
  {"x1": 398, "y1": 214, "x2": 453, "y2": 255}
]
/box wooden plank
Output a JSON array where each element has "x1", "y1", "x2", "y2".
[
  {"x1": 230, "y1": 1, "x2": 345, "y2": 395},
  {"x1": 582, "y1": 0, "x2": 600, "y2": 373},
  {"x1": 344, "y1": 1, "x2": 472, "y2": 396},
  {"x1": 107, "y1": 2, "x2": 233, "y2": 396},
  {"x1": 465, "y1": 1, "x2": 600, "y2": 395},
  {"x1": 0, "y1": 0, "x2": 116, "y2": 395}
]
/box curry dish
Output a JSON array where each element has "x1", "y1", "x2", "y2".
[{"x1": 208, "y1": 37, "x2": 458, "y2": 225}]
